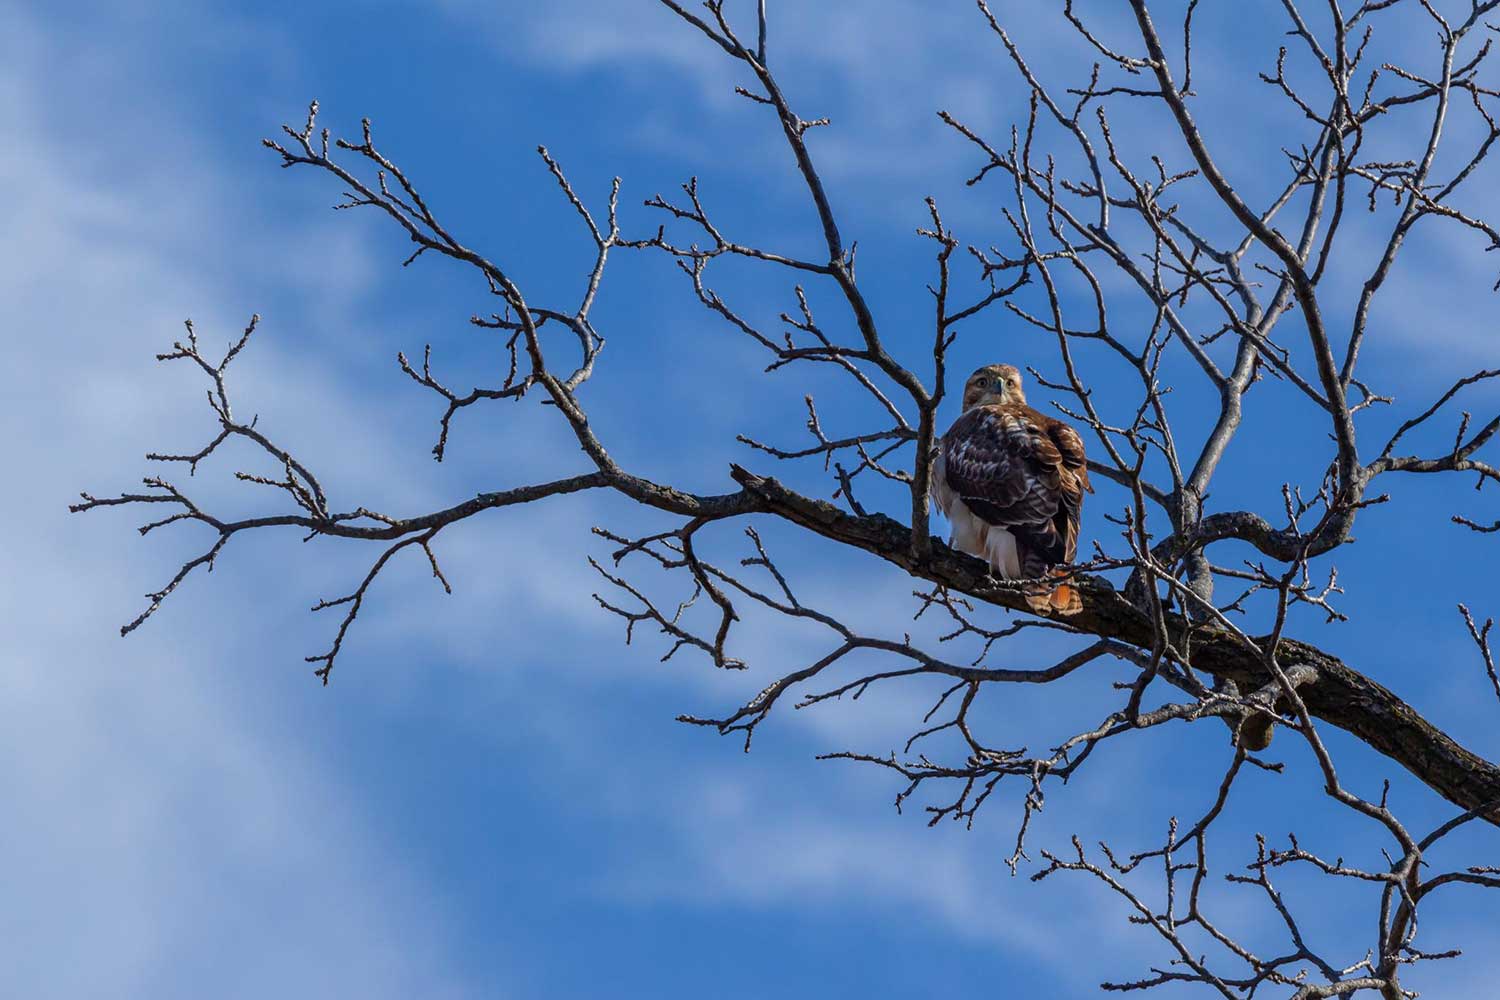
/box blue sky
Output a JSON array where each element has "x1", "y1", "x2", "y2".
[{"x1": 6, "y1": 1, "x2": 1500, "y2": 997}]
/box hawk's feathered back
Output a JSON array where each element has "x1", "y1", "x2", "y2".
[{"x1": 931, "y1": 399, "x2": 1091, "y2": 614}]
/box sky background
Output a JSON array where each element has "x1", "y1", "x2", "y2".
[{"x1": 5, "y1": 1, "x2": 1500, "y2": 997}]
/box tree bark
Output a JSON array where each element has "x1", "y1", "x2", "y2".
[{"x1": 731, "y1": 465, "x2": 1500, "y2": 821}]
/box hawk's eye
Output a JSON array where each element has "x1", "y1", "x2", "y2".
[{"x1": 974, "y1": 377, "x2": 988, "y2": 388}]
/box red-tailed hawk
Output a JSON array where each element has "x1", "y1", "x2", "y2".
[{"x1": 930, "y1": 364, "x2": 1092, "y2": 615}]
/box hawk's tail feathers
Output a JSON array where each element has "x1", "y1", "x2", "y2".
[
  {"x1": 1024, "y1": 568, "x2": 1082, "y2": 616},
  {"x1": 1048, "y1": 578, "x2": 1082, "y2": 615}
]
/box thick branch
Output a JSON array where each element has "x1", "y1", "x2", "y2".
[{"x1": 730, "y1": 465, "x2": 1500, "y2": 821}]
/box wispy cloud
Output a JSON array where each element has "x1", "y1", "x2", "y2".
[
  {"x1": 437, "y1": 0, "x2": 1036, "y2": 193},
  {"x1": 0, "y1": 8, "x2": 487, "y2": 998}
]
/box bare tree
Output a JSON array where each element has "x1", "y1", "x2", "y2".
[{"x1": 72, "y1": 2, "x2": 1500, "y2": 996}]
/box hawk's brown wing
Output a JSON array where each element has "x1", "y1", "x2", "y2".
[
  {"x1": 1046, "y1": 419, "x2": 1091, "y2": 492},
  {"x1": 941, "y1": 405, "x2": 1066, "y2": 562},
  {"x1": 1041, "y1": 415, "x2": 1090, "y2": 563}
]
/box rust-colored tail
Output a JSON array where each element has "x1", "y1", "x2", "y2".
[
  {"x1": 1048, "y1": 579, "x2": 1082, "y2": 615},
  {"x1": 1023, "y1": 569, "x2": 1083, "y2": 616}
]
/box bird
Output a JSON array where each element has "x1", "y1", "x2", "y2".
[{"x1": 929, "y1": 364, "x2": 1092, "y2": 615}]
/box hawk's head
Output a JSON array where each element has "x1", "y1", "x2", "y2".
[{"x1": 961, "y1": 364, "x2": 1025, "y2": 411}]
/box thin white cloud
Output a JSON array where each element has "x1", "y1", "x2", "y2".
[
  {"x1": 587, "y1": 760, "x2": 1172, "y2": 991},
  {"x1": 437, "y1": 0, "x2": 1029, "y2": 186},
  {"x1": 0, "y1": 8, "x2": 488, "y2": 998}
]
